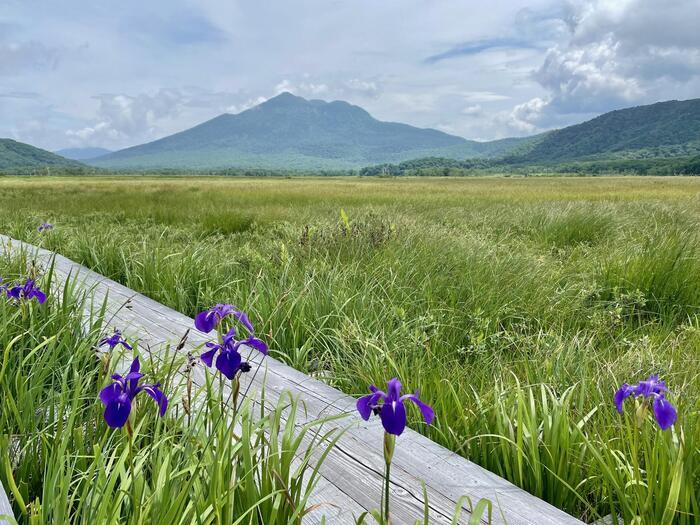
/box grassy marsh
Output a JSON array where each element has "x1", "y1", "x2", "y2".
[{"x1": 1, "y1": 175, "x2": 700, "y2": 523}]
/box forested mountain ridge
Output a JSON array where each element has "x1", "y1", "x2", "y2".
[
  {"x1": 87, "y1": 92, "x2": 531, "y2": 170},
  {"x1": 0, "y1": 139, "x2": 85, "y2": 171},
  {"x1": 505, "y1": 99, "x2": 700, "y2": 163}
]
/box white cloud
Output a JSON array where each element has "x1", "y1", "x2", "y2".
[
  {"x1": 64, "y1": 88, "x2": 254, "y2": 147},
  {"x1": 225, "y1": 96, "x2": 269, "y2": 114},
  {"x1": 0, "y1": 0, "x2": 554, "y2": 147},
  {"x1": 273, "y1": 77, "x2": 382, "y2": 100},
  {"x1": 2, "y1": 0, "x2": 700, "y2": 148},
  {"x1": 508, "y1": 97, "x2": 548, "y2": 132},
  {"x1": 344, "y1": 79, "x2": 381, "y2": 98},
  {"x1": 461, "y1": 91, "x2": 511, "y2": 102},
  {"x1": 462, "y1": 104, "x2": 483, "y2": 116},
  {"x1": 511, "y1": 0, "x2": 700, "y2": 131},
  {"x1": 536, "y1": 36, "x2": 644, "y2": 111},
  {"x1": 66, "y1": 90, "x2": 186, "y2": 146},
  {"x1": 274, "y1": 79, "x2": 330, "y2": 97}
]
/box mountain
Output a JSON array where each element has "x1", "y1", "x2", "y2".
[
  {"x1": 506, "y1": 98, "x2": 700, "y2": 164},
  {"x1": 9, "y1": 96, "x2": 698, "y2": 174},
  {"x1": 89, "y1": 92, "x2": 531, "y2": 170},
  {"x1": 0, "y1": 139, "x2": 85, "y2": 171},
  {"x1": 55, "y1": 147, "x2": 112, "y2": 160}
]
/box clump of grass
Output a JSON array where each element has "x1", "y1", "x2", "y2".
[
  {"x1": 200, "y1": 212, "x2": 257, "y2": 236},
  {"x1": 530, "y1": 205, "x2": 613, "y2": 249},
  {"x1": 599, "y1": 227, "x2": 700, "y2": 322}
]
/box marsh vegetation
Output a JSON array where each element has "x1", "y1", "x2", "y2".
[{"x1": 1, "y1": 175, "x2": 699, "y2": 523}]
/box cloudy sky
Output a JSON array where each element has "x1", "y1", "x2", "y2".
[{"x1": 2, "y1": 0, "x2": 700, "y2": 151}]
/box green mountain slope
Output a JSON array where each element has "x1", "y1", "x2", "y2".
[
  {"x1": 90, "y1": 92, "x2": 531, "y2": 170},
  {"x1": 0, "y1": 139, "x2": 85, "y2": 171},
  {"x1": 508, "y1": 99, "x2": 700, "y2": 164}
]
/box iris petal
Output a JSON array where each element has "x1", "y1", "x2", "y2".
[
  {"x1": 357, "y1": 392, "x2": 382, "y2": 420},
  {"x1": 380, "y1": 398, "x2": 407, "y2": 436},
  {"x1": 222, "y1": 327, "x2": 237, "y2": 344},
  {"x1": 216, "y1": 350, "x2": 242, "y2": 380},
  {"x1": 634, "y1": 375, "x2": 667, "y2": 398},
  {"x1": 142, "y1": 384, "x2": 168, "y2": 417},
  {"x1": 32, "y1": 290, "x2": 47, "y2": 304},
  {"x1": 99, "y1": 382, "x2": 123, "y2": 405},
  {"x1": 104, "y1": 397, "x2": 132, "y2": 428},
  {"x1": 653, "y1": 396, "x2": 677, "y2": 430},
  {"x1": 614, "y1": 384, "x2": 633, "y2": 413},
  {"x1": 194, "y1": 311, "x2": 216, "y2": 333},
  {"x1": 126, "y1": 358, "x2": 142, "y2": 392},
  {"x1": 235, "y1": 311, "x2": 255, "y2": 333},
  {"x1": 242, "y1": 336, "x2": 268, "y2": 355},
  {"x1": 201, "y1": 348, "x2": 217, "y2": 367},
  {"x1": 401, "y1": 393, "x2": 435, "y2": 425},
  {"x1": 386, "y1": 378, "x2": 402, "y2": 402}
]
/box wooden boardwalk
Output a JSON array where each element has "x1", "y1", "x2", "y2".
[
  {"x1": 0, "y1": 480, "x2": 12, "y2": 525},
  {"x1": 0, "y1": 235, "x2": 585, "y2": 525}
]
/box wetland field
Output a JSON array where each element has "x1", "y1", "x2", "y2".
[{"x1": 1, "y1": 175, "x2": 699, "y2": 523}]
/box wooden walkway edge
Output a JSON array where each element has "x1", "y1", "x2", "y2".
[
  {"x1": 0, "y1": 234, "x2": 585, "y2": 525},
  {"x1": 0, "y1": 479, "x2": 13, "y2": 525}
]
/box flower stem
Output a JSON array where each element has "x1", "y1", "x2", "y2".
[
  {"x1": 231, "y1": 377, "x2": 240, "y2": 413},
  {"x1": 383, "y1": 460, "x2": 391, "y2": 524},
  {"x1": 126, "y1": 421, "x2": 137, "y2": 519},
  {"x1": 382, "y1": 432, "x2": 395, "y2": 524}
]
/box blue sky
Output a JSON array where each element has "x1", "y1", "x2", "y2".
[{"x1": 2, "y1": 0, "x2": 700, "y2": 151}]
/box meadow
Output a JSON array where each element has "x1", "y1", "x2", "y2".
[{"x1": 1, "y1": 175, "x2": 699, "y2": 524}]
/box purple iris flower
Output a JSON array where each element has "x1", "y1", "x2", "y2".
[
  {"x1": 614, "y1": 374, "x2": 677, "y2": 430},
  {"x1": 238, "y1": 335, "x2": 268, "y2": 355},
  {"x1": 99, "y1": 330, "x2": 133, "y2": 351},
  {"x1": 99, "y1": 357, "x2": 168, "y2": 428},
  {"x1": 194, "y1": 304, "x2": 254, "y2": 334},
  {"x1": 6, "y1": 278, "x2": 47, "y2": 304},
  {"x1": 200, "y1": 327, "x2": 255, "y2": 379},
  {"x1": 37, "y1": 222, "x2": 54, "y2": 233},
  {"x1": 357, "y1": 378, "x2": 434, "y2": 436}
]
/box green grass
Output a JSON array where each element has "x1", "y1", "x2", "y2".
[
  {"x1": 1, "y1": 175, "x2": 700, "y2": 523},
  {"x1": 0, "y1": 252, "x2": 349, "y2": 524}
]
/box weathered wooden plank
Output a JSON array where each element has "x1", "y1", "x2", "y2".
[
  {"x1": 0, "y1": 479, "x2": 14, "y2": 525},
  {"x1": 0, "y1": 235, "x2": 585, "y2": 525}
]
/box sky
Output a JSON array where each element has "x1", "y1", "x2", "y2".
[{"x1": 2, "y1": 0, "x2": 700, "y2": 151}]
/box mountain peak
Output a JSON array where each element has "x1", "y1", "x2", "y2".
[
  {"x1": 87, "y1": 94, "x2": 482, "y2": 170},
  {"x1": 260, "y1": 91, "x2": 307, "y2": 107}
]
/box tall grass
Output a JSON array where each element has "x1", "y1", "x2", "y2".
[
  {"x1": 0, "y1": 255, "x2": 345, "y2": 524},
  {"x1": 1, "y1": 175, "x2": 700, "y2": 523}
]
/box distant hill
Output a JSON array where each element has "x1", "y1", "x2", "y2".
[
  {"x1": 11, "y1": 95, "x2": 698, "y2": 174},
  {"x1": 506, "y1": 99, "x2": 700, "y2": 164},
  {"x1": 360, "y1": 98, "x2": 700, "y2": 175},
  {"x1": 55, "y1": 147, "x2": 112, "y2": 160},
  {"x1": 0, "y1": 139, "x2": 85, "y2": 171},
  {"x1": 89, "y1": 92, "x2": 531, "y2": 170}
]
